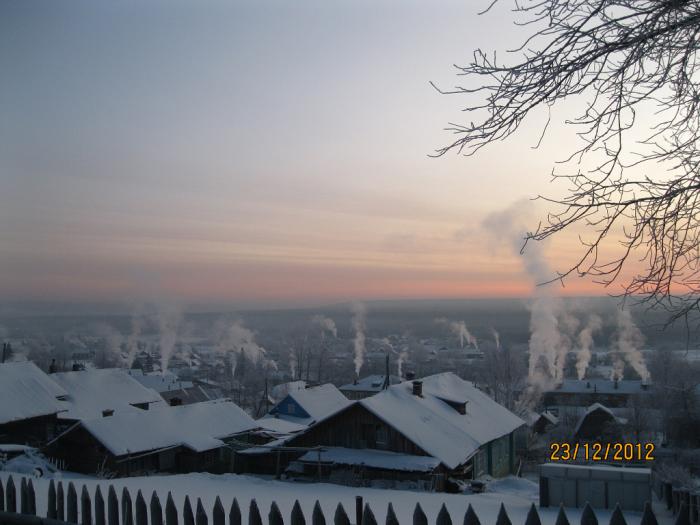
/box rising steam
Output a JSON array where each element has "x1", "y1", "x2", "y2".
[
  {"x1": 311, "y1": 315, "x2": 338, "y2": 338},
  {"x1": 575, "y1": 315, "x2": 602, "y2": 379},
  {"x1": 351, "y1": 302, "x2": 367, "y2": 376},
  {"x1": 435, "y1": 318, "x2": 478, "y2": 349},
  {"x1": 611, "y1": 308, "x2": 648, "y2": 381},
  {"x1": 215, "y1": 319, "x2": 277, "y2": 378},
  {"x1": 157, "y1": 305, "x2": 182, "y2": 374},
  {"x1": 491, "y1": 327, "x2": 501, "y2": 350}
]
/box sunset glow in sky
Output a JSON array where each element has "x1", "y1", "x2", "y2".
[{"x1": 1, "y1": 0, "x2": 642, "y2": 307}]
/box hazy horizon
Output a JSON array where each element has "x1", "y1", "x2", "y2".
[{"x1": 1, "y1": 1, "x2": 650, "y2": 306}]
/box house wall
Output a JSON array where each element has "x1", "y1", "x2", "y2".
[
  {"x1": 0, "y1": 414, "x2": 59, "y2": 446},
  {"x1": 270, "y1": 397, "x2": 310, "y2": 419},
  {"x1": 287, "y1": 404, "x2": 429, "y2": 456}
]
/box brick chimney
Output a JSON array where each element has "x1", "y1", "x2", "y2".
[{"x1": 412, "y1": 380, "x2": 423, "y2": 397}]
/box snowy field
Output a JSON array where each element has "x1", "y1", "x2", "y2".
[{"x1": 0, "y1": 471, "x2": 675, "y2": 525}]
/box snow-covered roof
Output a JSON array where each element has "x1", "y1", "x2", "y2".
[
  {"x1": 271, "y1": 381, "x2": 307, "y2": 402},
  {"x1": 268, "y1": 383, "x2": 351, "y2": 425},
  {"x1": 340, "y1": 375, "x2": 402, "y2": 392},
  {"x1": 573, "y1": 402, "x2": 627, "y2": 435},
  {"x1": 340, "y1": 374, "x2": 401, "y2": 392},
  {"x1": 553, "y1": 379, "x2": 652, "y2": 395},
  {"x1": 360, "y1": 372, "x2": 525, "y2": 470},
  {"x1": 255, "y1": 417, "x2": 307, "y2": 436},
  {"x1": 63, "y1": 399, "x2": 258, "y2": 456},
  {"x1": 127, "y1": 369, "x2": 195, "y2": 393},
  {"x1": 51, "y1": 368, "x2": 163, "y2": 420},
  {"x1": 297, "y1": 447, "x2": 441, "y2": 473},
  {"x1": 0, "y1": 361, "x2": 67, "y2": 425}
]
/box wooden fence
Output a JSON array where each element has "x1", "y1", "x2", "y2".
[{"x1": 0, "y1": 475, "x2": 669, "y2": 525}]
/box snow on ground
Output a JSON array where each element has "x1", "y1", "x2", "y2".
[{"x1": 0, "y1": 471, "x2": 674, "y2": 525}]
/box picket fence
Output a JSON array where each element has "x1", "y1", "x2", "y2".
[{"x1": 0, "y1": 475, "x2": 672, "y2": 525}]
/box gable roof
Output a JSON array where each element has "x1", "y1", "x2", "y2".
[
  {"x1": 0, "y1": 361, "x2": 67, "y2": 425},
  {"x1": 360, "y1": 372, "x2": 525, "y2": 469},
  {"x1": 574, "y1": 402, "x2": 627, "y2": 435},
  {"x1": 61, "y1": 399, "x2": 258, "y2": 456},
  {"x1": 267, "y1": 383, "x2": 351, "y2": 425},
  {"x1": 340, "y1": 374, "x2": 402, "y2": 393},
  {"x1": 51, "y1": 368, "x2": 163, "y2": 420}
]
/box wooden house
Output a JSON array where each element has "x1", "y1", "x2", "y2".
[
  {"x1": 259, "y1": 373, "x2": 525, "y2": 489},
  {"x1": 45, "y1": 399, "x2": 259, "y2": 476},
  {"x1": 339, "y1": 374, "x2": 402, "y2": 400},
  {"x1": 0, "y1": 361, "x2": 68, "y2": 446}
]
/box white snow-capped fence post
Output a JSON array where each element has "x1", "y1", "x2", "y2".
[
  {"x1": 5, "y1": 475, "x2": 16, "y2": 513},
  {"x1": 333, "y1": 504, "x2": 350, "y2": 525},
  {"x1": 67, "y1": 482, "x2": 78, "y2": 524},
  {"x1": 385, "y1": 503, "x2": 398, "y2": 525},
  {"x1": 151, "y1": 492, "x2": 164, "y2": 525},
  {"x1": 20, "y1": 477, "x2": 28, "y2": 514},
  {"x1": 81, "y1": 485, "x2": 92, "y2": 525},
  {"x1": 183, "y1": 496, "x2": 195, "y2": 525},
  {"x1": 354, "y1": 497, "x2": 362, "y2": 525},
  {"x1": 57, "y1": 481, "x2": 65, "y2": 521},
  {"x1": 291, "y1": 500, "x2": 305, "y2": 525},
  {"x1": 107, "y1": 486, "x2": 119, "y2": 525},
  {"x1": 412, "y1": 503, "x2": 427, "y2": 525},
  {"x1": 580, "y1": 503, "x2": 597, "y2": 525},
  {"x1": 165, "y1": 492, "x2": 178, "y2": 525},
  {"x1": 609, "y1": 504, "x2": 626, "y2": 525},
  {"x1": 135, "y1": 490, "x2": 148, "y2": 525},
  {"x1": 641, "y1": 502, "x2": 658, "y2": 525},
  {"x1": 436, "y1": 504, "x2": 451, "y2": 525},
  {"x1": 95, "y1": 486, "x2": 106, "y2": 525},
  {"x1": 195, "y1": 498, "x2": 208, "y2": 525},
  {"x1": 0, "y1": 476, "x2": 5, "y2": 512},
  {"x1": 229, "y1": 498, "x2": 241, "y2": 525},
  {"x1": 312, "y1": 501, "x2": 325, "y2": 525},
  {"x1": 525, "y1": 503, "x2": 541, "y2": 525},
  {"x1": 122, "y1": 487, "x2": 134, "y2": 525},
  {"x1": 212, "y1": 496, "x2": 224, "y2": 525},
  {"x1": 28, "y1": 478, "x2": 37, "y2": 515},
  {"x1": 248, "y1": 499, "x2": 262, "y2": 525},
  {"x1": 268, "y1": 501, "x2": 283, "y2": 525},
  {"x1": 47, "y1": 480, "x2": 57, "y2": 519},
  {"x1": 495, "y1": 504, "x2": 511, "y2": 525},
  {"x1": 361, "y1": 504, "x2": 376, "y2": 525},
  {"x1": 555, "y1": 504, "x2": 570, "y2": 525},
  {"x1": 463, "y1": 504, "x2": 480, "y2": 525}
]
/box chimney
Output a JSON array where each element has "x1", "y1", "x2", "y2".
[
  {"x1": 641, "y1": 379, "x2": 648, "y2": 390},
  {"x1": 102, "y1": 409, "x2": 114, "y2": 417},
  {"x1": 382, "y1": 353, "x2": 390, "y2": 390},
  {"x1": 613, "y1": 378, "x2": 619, "y2": 390},
  {"x1": 586, "y1": 381, "x2": 591, "y2": 389},
  {"x1": 412, "y1": 380, "x2": 423, "y2": 397}
]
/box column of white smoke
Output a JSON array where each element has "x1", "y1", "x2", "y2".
[
  {"x1": 311, "y1": 315, "x2": 338, "y2": 338},
  {"x1": 288, "y1": 346, "x2": 298, "y2": 380},
  {"x1": 612, "y1": 308, "x2": 649, "y2": 381},
  {"x1": 483, "y1": 201, "x2": 564, "y2": 395},
  {"x1": 126, "y1": 314, "x2": 144, "y2": 368},
  {"x1": 216, "y1": 319, "x2": 277, "y2": 377},
  {"x1": 576, "y1": 315, "x2": 602, "y2": 379},
  {"x1": 158, "y1": 306, "x2": 182, "y2": 374},
  {"x1": 351, "y1": 302, "x2": 367, "y2": 376},
  {"x1": 435, "y1": 318, "x2": 478, "y2": 348},
  {"x1": 491, "y1": 328, "x2": 501, "y2": 350},
  {"x1": 397, "y1": 345, "x2": 408, "y2": 378}
]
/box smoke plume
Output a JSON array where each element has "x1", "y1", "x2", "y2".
[
  {"x1": 157, "y1": 305, "x2": 182, "y2": 374},
  {"x1": 351, "y1": 302, "x2": 367, "y2": 376},
  {"x1": 311, "y1": 315, "x2": 338, "y2": 338},
  {"x1": 575, "y1": 315, "x2": 602, "y2": 379},
  {"x1": 397, "y1": 345, "x2": 408, "y2": 378},
  {"x1": 491, "y1": 327, "x2": 501, "y2": 350},
  {"x1": 611, "y1": 308, "x2": 648, "y2": 381},
  {"x1": 216, "y1": 319, "x2": 276, "y2": 377},
  {"x1": 435, "y1": 318, "x2": 478, "y2": 349}
]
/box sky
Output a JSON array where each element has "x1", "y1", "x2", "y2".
[{"x1": 0, "y1": 0, "x2": 636, "y2": 309}]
